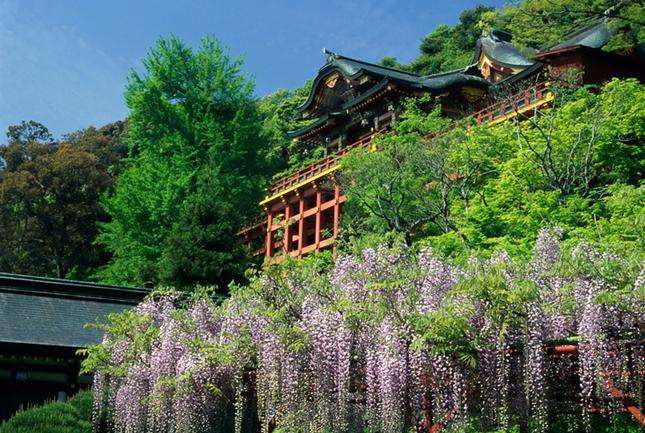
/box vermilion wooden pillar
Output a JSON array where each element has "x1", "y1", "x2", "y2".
[
  {"x1": 333, "y1": 185, "x2": 341, "y2": 255},
  {"x1": 333, "y1": 185, "x2": 340, "y2": 238},
  {"x1": 265, "y1": 211, "x2": 273, "y2": 258},
  {"x1": 297, "y1": 194, "x2": 304, "y2": 257},
  {"x1": 315, "y1": 188, "x2": 322, "y2": 248},
  {"x1": 283, "y1": 200, "x2": 291, "y2": 255}
]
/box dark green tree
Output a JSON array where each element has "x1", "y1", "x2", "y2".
[
  {"x1": 408, "y1": 6, "x2": 493, "y2": 75},
  {"x1": 96, "y1": 36, "x2": 267, "y2": 291},
  {"x1": 6, "y1": 120, "x2": 53, "y2": 145},
  {"x1": 0, "y1": 121, "x2": 123, "y2": 279}
]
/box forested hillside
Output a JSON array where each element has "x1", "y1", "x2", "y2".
[
  {"x1": 339, "y1": 79, "x2": 644, "y2": 262},
  {"x1": 0, "y1": 120, "x2": 126, "y2": 279},
  {"x1": 0, "y1": 0, "x2": 643, "y2": 432},
  {"x1": 0, "y1": 0, "x2": 642, "y2": 290}
]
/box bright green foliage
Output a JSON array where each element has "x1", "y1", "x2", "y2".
[
  {"x1": 65, "y1": 390, "x2": 92, "y2": 423},
  {"x1": 96, "y1": 36, "x2": 267, "y2": 290},
  {"x1": 338, "y1": 100, "x2": 456, "y2": 243},
  {"x1": 496, "y1": 0, "x2": 644, "y2": 51},
  {"x1": 453, "y1": 79, "x2": 644, "y2": 257},
  {"x1": 406, "y1": 6, "x2": 494, "y2": 75},
  {"x1": 341, "y1": 79, "x2": 644, "y2": 260},
  {"x1": 399, "y1": 0, "x2": 643, "y2": 76},
  {"x1": 257, "y1": 83, "x2": 325, "y2": 179},
  {"x1": 0, "y1": 390, "x2": 92, "y2": 433},
  {"x1": 568, "y1": 183, "x2": 645, "y2": 259}
]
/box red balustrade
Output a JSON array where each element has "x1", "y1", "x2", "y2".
[
  {"x1": 472, "y1": 81, "x2": 550, "y2": 125},
  {"x1": 267, "y1": 82, "x2": 551, "y2": 199},
  {"x1": 267, "y1": 128, "x2": 385, "y2": 197}
]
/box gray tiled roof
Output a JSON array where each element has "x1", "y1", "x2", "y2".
[
  {"x1": 0, "y1": 273, "x2": 147, "y2": 349},
  {"x1": 475, "y1": 33, "x2": 536, "y2": 69},
  {"x1": 296, "y1": 52, "x2": 490, "y2": 118},
  {"x1": 0, "y1": 292, "x2": 131, "y2": 347},
  {"x1": 551, "y1": 20, "x2": 612, "y2": 51}
]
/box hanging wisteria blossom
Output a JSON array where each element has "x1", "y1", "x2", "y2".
[{"x1": 85, "y1": 229, "x2": 644, "y2": 433}]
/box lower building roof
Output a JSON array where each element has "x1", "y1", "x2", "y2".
[{"x1": 0, "y1": 273, "x2": 148, "y2": 350}]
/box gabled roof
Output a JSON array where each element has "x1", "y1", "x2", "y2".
[
  {"x1": 296, "y1": 51, "x2": 490, "y2": 119},
  {"x1": 549, "y1": 19, "x2": 612, "y2": 51},
  {"x1": 0, "y1": 273, "x2": 148, "y2": 349},
  {"x1": 472, "y1": 30, "x2": 536, "y2": 69}
]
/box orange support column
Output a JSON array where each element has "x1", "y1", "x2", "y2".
[
  {"x1": 333, "y1": 185, "x2": 340, "y2": 238},
  {"x1": 265, "y1": 211, "x2": 273, "y2": 258},
  {"x1": 283, "y1": 201, "x2": 291, "y2": 255},
  {"x1": 297, "y1": 195, "x2": 304, "y2": 257},
  {"x1": 333, "y1": 185, "x2": 340, "y2": 255},
  {"x1": 315, "y1": 188, "x2": 322, "y2": 248}
]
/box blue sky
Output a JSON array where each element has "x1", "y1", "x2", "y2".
[{"x1": 0, "y1": 0, "x2": 507, "y2": 137}]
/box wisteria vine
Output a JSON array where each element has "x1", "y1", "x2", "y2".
[{"x1": 87, "y1": 229, "x2": 643, "y2": 433}]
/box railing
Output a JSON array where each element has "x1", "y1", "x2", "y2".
[
  {"x1": 266, "y1": 82, "x2": 552, "y2": 199},
  {"x1": 267, "y1": 128, "x2": 386, "y2": 197},
  {"x1": 472, "y1": 81, "x2": 550, "y2": 125}
]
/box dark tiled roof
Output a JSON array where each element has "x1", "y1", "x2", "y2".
[
  {"x1": 296, "y1": 52, "x2": 490, "y2": 118},
  {"x1": 550, "y1": 20, "x2": 612, "y2": 51},
  {"x1": 420, "y1": 67, "x2": 492, "y2": 90},
  {"x1": 473, "y1": 31, "x2": 536, "y2": 69},
  {"x1": 0, "y1": 273, "x2": 147, "y2": 349}
]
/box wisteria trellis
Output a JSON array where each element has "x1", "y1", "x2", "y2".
[{"x1": 89, "y1": 229, "x2": 643, "y2": 433}]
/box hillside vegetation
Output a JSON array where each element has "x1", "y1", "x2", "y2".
[
  {"x1": 0, "y1": 0, "x2": 642, "y2": 290},
  {"x1": 339, "y1": 79, "x2": 644, "y2": 261},
  {"x1": 0, "y1": 0, "x2": 642, "y2": 432}
]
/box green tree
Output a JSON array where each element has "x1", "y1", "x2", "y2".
[
  {"x1": 340, "y1": 80, "x2": 644, "y2": 259},
  {"x1": 408, "y1": 6, "x2": 493, "y2": 75},
  {"x1": 64, "y1": 121, "x2": 128, "y2": 178},
  {"x1": 338, "y1": 101, "x2": 458, "y2": 243},
  {"x1": 449, "y1": 79, "x2": 644, "y2": 256},
  {"x1": 0, "y1": 121, "x2": 122, "y2": 279},
  {"x1": 256, "y1": 83, "x2": 320, "y2": 179},
  {"x1": 1, "y1": 121, "x2": 53, "y2": 172},
  {"x1": 96, "y1": 36, "x2": 266, "y2": 291}
]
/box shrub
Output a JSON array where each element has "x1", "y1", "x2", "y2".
[{"x1": 0, "y1": 390, "x2": 92, "y2": 433}]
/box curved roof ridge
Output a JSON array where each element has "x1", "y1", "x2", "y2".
[
  {"x1": 547, "y1": 0, "x2": 628, "y2": 51},
  {"x1": 473, "y1": 30, "x2": 536, "y2": 69},
  {"x1": 323, "y1": 52, "x2": 422, "y2": 77},
  {"x1": 548, "y1": 17, "x2": 612, "y2": 51},
  {"x1": 421, "y1": 64, "x2": 477, "y2": 79}
]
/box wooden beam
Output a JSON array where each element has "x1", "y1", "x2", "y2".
[
  {"x1": 303, "y1": 207, "x2": 319, "y2": 219},
  {"x1": 320, "y1": 194, "x2": 346, "y2": 211}
]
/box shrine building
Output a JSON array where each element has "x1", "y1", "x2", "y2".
[
  {"x1": 0, "y1": 273, "x2": 147, "y2": 420},
  {"x1": 240, "y1": 18, "x2": 643, "y2": 263}
]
